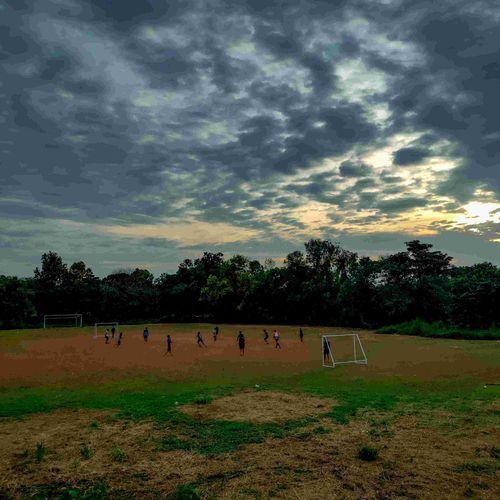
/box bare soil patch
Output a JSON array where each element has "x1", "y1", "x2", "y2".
[
  {"x1": 180, "y1": 390, "x2": 335, "y2": 423},
  {"x1": 0, "y1": 324, "x2": 497, "y2": 386}
]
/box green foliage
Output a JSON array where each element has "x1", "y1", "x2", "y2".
[
  {"x1": 450, "y1": 263, "x2": 500, "y2": 328},
  {"x1": 312, "y1": 425, "x2": 329, "y2": 434},
  {"x1": 155, "y1": 414, "x2": 284, "y2": 455},
  {"x1": 1, "y1": 240, "x2": 497, "y2": 330},
  {"x1": 170, "y1": 483, "x2": 200, "y2": 499},
  {"x1": 0, "y1": 275, "x2": 36, "y2": 329},
  {"x1": 357, "y1": 445, "x2": 379, "y2": 461},
  {"x1": 34, "y1": 442, "x2": 46, "y2": 462},
  {"x1": 80, "y1": 444, "x2": 93, "y2": 460},
  {"x1": 456, "y1": 461, "x2": 499, "y2": 474},
  {"x1": 18, "y1": 480, "x2": 108, "y2": 499},
  {"x1": 377, "y1": 319, "x2": 500, "y2": 340},
  {"x1": 194, "y1": 396, "x2": 213, "y2": 405},
  {"x1": 109, "y1": 446, "x2": 127, "y2": 463}
]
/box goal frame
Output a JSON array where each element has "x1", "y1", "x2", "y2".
[
  {"x1": 322, "y1": 333, "x2": 367, "y2": 368},
  {"x1": 43, "y1": 313, "x2": 82, "y2": 328},
  {"x1": 94, "y1": 322, "x2": 119, "y2": 339}
]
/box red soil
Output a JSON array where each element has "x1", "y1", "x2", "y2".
[{"x1": 0, "y1": 324, "x2": 496, "y2": 385}]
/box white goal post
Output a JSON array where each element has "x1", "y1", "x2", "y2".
[
  {"x1": 94, "y1": 322, "x2": 119, "y2": 339},
  {"x1": 322, "y1": 333, "x2": 367, "y2": 368},
  {"x1": 43, "y1": 313, "x2": 82, "y2": 328}
]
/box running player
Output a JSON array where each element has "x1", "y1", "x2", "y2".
[
  {"x1": 111, "y1": 325, "x2": 116, "y2": 339},
  {"x1": 213, "y1": 325, "x2": 219, "y2": 342},
  {"x1": 299, "y1": 328, "x2": 304, "y2": 342},
  {"x1": 263, "y1": 329, "x2": 269, "y2": 344},
  {"x1": 116, "y1": 331, "x2": 123, "y2": 347},
  {"x1": 165, "y1": 334, "x2": 173, "y2": 355},
  {"x1": 143, "y1": 327, "x2": 149, "y2": 342},
  {"x1": 104, "y1": 329, "x2": 110, "y2": 344},
  {"x1": 237, "y1": 331, "x2": 245, "y2": 356},
  {"x1": 273, "y1": 329, "x2": 281, "y2": 349},
  {"x1": 197, "y1": 331, "x2": 207, "y2": 348}
]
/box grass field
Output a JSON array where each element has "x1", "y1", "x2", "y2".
[{"x1": 0, "y1": 324, "x2": 499, "y2": 499}]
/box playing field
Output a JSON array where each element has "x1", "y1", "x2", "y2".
[{"x1": 0, "y1": 324, "x2": 499, "y2": 498}]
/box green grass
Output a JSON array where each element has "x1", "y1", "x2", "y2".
[
  {"x1": 376, "y1": 318, "x2": 500, "y2": 340},
  {"x1": 109, "y1": 446, "x2": 127, "y2": 463},
  {"x1": 1, "y1": 370, "x2": 498, "y2": 425},
  {"x1": 456, "y1": 460, "x2": 499, "y2": 475},
  {"x1": 80, "y1": 444, "x2": 93, "y2": 460},
  {"x1": 17, "y1": 480, "x2": 109, "y2": 499},
  {"x1": 170, "y1": 483, "x2": 200, "y2": 499},
  {"x1": 154, "y1": 412, "x2": 289, "y2": 456}
]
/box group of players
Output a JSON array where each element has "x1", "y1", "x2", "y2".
[{"x1": 102, "y1": 325, "x2": 305, "y2": 357}]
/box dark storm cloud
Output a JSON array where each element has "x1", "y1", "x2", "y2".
[
  {"x1": 393, "y1": 147, "x2": 429, "y2": 166},
  {"x1": 0, "y1": 0, "x2": 380, "y2": 225},
  {"x1": 382, "y1": 1, "x2": 500, "y2": 193},
  {"x1": 0, "y1": 0, "x2": 499, "y2": 275},
  {"x1": 380, "y1": 172, "x2": 404, "y2": 184},
  {"x1": 339, "y1": 160, "x2": 371, "y2": 178},
  {"x1": 377, "y1": 197, "x2": 428, "y2": 214}
]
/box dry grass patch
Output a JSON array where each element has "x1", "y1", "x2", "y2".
[
  {"x1": 180, "y1": 390, "x2": 335, "y2": 423},
  {"x1": 0, "y1": 405, "x2": 498, "y2": 499},
  {"x1": 194, "y1": 409, "x2": 500, "y2": 499}
]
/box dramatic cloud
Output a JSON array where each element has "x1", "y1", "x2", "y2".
[
  {"x1": 0, "y1": 0, "x2": 499, "y2": 276},
  {"x1": 392, "y1": 147, "x2": 429, "y2": 166}
]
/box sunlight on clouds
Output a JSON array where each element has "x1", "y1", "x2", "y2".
[
  {"x1": 196, "y1": 120, "x2": 236, "y2": 143},
  {"x1": 335, "y1": 58, "x2": 387, "y2": 102},
  {"x1": 457, "y1": 201, "x2": 500, "y2": 225},
  {"x1": 133, "y1": 90, "x2": 158, "y2": 108},
  {"x1": 94, "y1": 220, "x2": 261, "y2": 245},
  {"x1": 261, "y1": 58, "x2": 312, "y2": 95},
  {"x1": 228, "y1": 38, "x2": 257, "y2": 57},
  {"x1": 138, "y1": 135, "x2": 156, "y2": 144}
]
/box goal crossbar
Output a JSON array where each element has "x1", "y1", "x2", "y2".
[
  {"x1": 94, "y1": 322, "x2": 119, "y2": 339},
  {"x1": 322, "y1": 333, "x2": 367, "y2": 368},
  {"x1": 43, "y1": 314, "x2": 82, "y2": 328}
]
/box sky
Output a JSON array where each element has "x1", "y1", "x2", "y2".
[{"x1": 1, "y1": 0, "x2": 499, "y2": 277}]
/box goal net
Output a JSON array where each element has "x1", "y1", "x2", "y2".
[
  {"x1": 322, "y1": 333, "x2": 367, "y2": 368},
  {"x1": 43, "y1": 314, "x2": 82, "y2": 328},
  {"x1": 94, "y1": 322, "x2": 119, "y2": 339}
]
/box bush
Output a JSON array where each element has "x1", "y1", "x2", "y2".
[
  {"x1": 109, "y1": 446, "x2": 127, "y2": 463},
  {"x1": 34, "y1": 442, "x2": 46, "y2": 462},
  {"x1": 357, "y1": 445, "x2": 378, "y2": 461},
  {"x1": 376, "y1": 319, "x2": 500, "y2": 340},
  {"x1": 80, "y1": 444, "x2": 93, "y2": 460},
  {"x1": 195, "y1": 396, "x2": 213, "y2": 405},
  {"x1": 171, "y1": 483, "x2": 200, "y2": 499}
]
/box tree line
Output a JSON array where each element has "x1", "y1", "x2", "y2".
[{"x1": 0, "y1": 240, "x2": 498, "y2": 330}]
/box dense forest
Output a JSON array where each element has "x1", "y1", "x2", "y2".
[{"x1": 0, "y1": 240, "x2": 498, "y2": 331}]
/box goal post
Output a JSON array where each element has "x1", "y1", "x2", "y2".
[
  {"x1": 322, "y1": 333, "x2": 367, "y2": 368},
  {"x1": 94, "y1": 322, "x2": 119, "y2": 339},
  {"x1": 43, "y1": 314, "x2": 83, "y2": 328}
]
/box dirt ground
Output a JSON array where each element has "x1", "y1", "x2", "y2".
[
  {"x1": 0, "y1": 324, "x2": 497, "y2": 385},
  {"x1": 0, "y1": 326, "x2": 498, "y2": 498},
  {"x1": 181, "y1": 390, "x2": 335, "y2": 423},
  {"x1": 0, "y1": 392, "x2": 498, "y2": 499}
]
